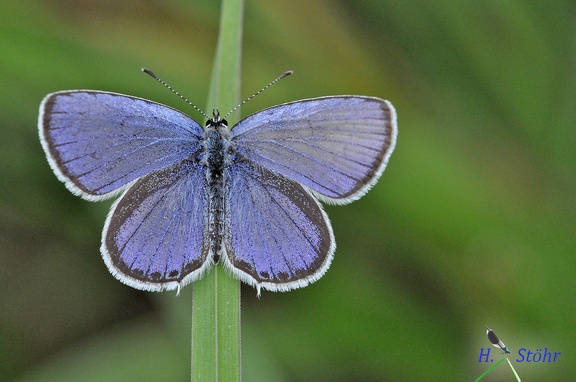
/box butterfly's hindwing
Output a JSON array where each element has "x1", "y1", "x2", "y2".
[
  {"x1": 223, "y1": 157, "x2": 334, "y2": 293},
  {"x1": 102, "y1": 159, "x2": 211, "y2": 291}
]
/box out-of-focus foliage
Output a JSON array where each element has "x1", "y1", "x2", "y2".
[{"x1": 1, "y1": 0, "x2": 574, "y2": 380}]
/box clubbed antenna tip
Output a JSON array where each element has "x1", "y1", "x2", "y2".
[{"x1": 141, "y1": 68, "x2": 157, "y2": 78}]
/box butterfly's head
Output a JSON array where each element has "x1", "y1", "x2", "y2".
[{"x1": 206, "y1": 109, "x2": 228, "y2": 129}]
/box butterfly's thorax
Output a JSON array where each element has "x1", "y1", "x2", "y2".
[{"x1": 201, "y1": 116, "x2": 232, "y2": 263}]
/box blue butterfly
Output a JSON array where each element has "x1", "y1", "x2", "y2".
[{"x1": 38, "y1": 71, "x2": 397, "y2": 295}]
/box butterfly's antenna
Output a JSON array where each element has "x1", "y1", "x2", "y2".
[
  {"x1": 141, "y1": 68, "x2": 210, "y2": 120},
  {"x1": 223, "y1": 70, "x2": 293, "y2": 119}
]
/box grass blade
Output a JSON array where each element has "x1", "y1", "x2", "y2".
[
  {"x1": 191, "y1": 0, "x2": 244, "y2": 381},
  {"x1": 475, "y1": 358, "x2": 505, "y2": 382}
]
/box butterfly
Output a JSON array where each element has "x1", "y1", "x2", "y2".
[{"x1": 38, "y1": 70, "x2": 397, "y2": 296}]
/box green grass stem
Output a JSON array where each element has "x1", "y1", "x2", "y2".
[
  {"x1": 191, "y1": 0, "x2": 244, "y2": 381},
  {"x1": 475, "y1": 357, "x2": 521, "y2": 382}
]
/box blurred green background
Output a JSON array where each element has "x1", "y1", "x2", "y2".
[{"x1": 1, "y1": 0, "x2": 574, "y2": 380}]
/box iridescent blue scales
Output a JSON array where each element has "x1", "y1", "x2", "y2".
[{"x1": 39, "y1": 90, "x2": 397, "y2": 295}]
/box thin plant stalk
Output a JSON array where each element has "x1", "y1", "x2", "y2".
[
  {"x1": 475, "y1": 358, "x2": 505, "y2": 381},
  {"x1": 475, "y1": 357, "x2": 521, "y2": 382},
  {"x1": 191, "y1": 0, "x2": 244, "y2": 380}
]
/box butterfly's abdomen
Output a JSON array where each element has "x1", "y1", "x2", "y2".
[{"x1": 202, "y1": 124, "x2": 231, "y2": 264}]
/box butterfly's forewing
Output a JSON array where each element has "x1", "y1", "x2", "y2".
[
  {"x1": 39, "y1": 91, "x2": 204, "y2": 200},
  {"x1": 231, "y1": 96, "x2": 397, "y2": 204},
  {"x1": 102, "y1": 159, "x2": 210, "y2": 291},
  {"x1": 224, "y1": 159, "x2": 334, "y2": 294}
]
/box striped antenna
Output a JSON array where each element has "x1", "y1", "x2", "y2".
[
  {"x1": 223, "y1": 71, "x2": 293, "y2": 118},
  {"x1": 142, "y1": 68, "x2": 293, "y2": 121},
  {"x1": 141, "y1": 68, "x2": 210, "y2": 120}
]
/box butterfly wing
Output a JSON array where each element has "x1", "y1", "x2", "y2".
[
  {"x1": 223, "y1": 159, "x2": 334, "y2": 295},
  {"x1": 39, "y1": 91, "x2": 204, "y2": 200},
  {"x1": 102, "y1": 159, "x2": 210, "y2": 291},
  {"x1": 231, "y1": 96, "x2": 397, "y2": 204}
]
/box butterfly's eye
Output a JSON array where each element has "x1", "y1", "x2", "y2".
[{"x1": 221, "y1": 118, "x2": 228, "y2": 126}]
